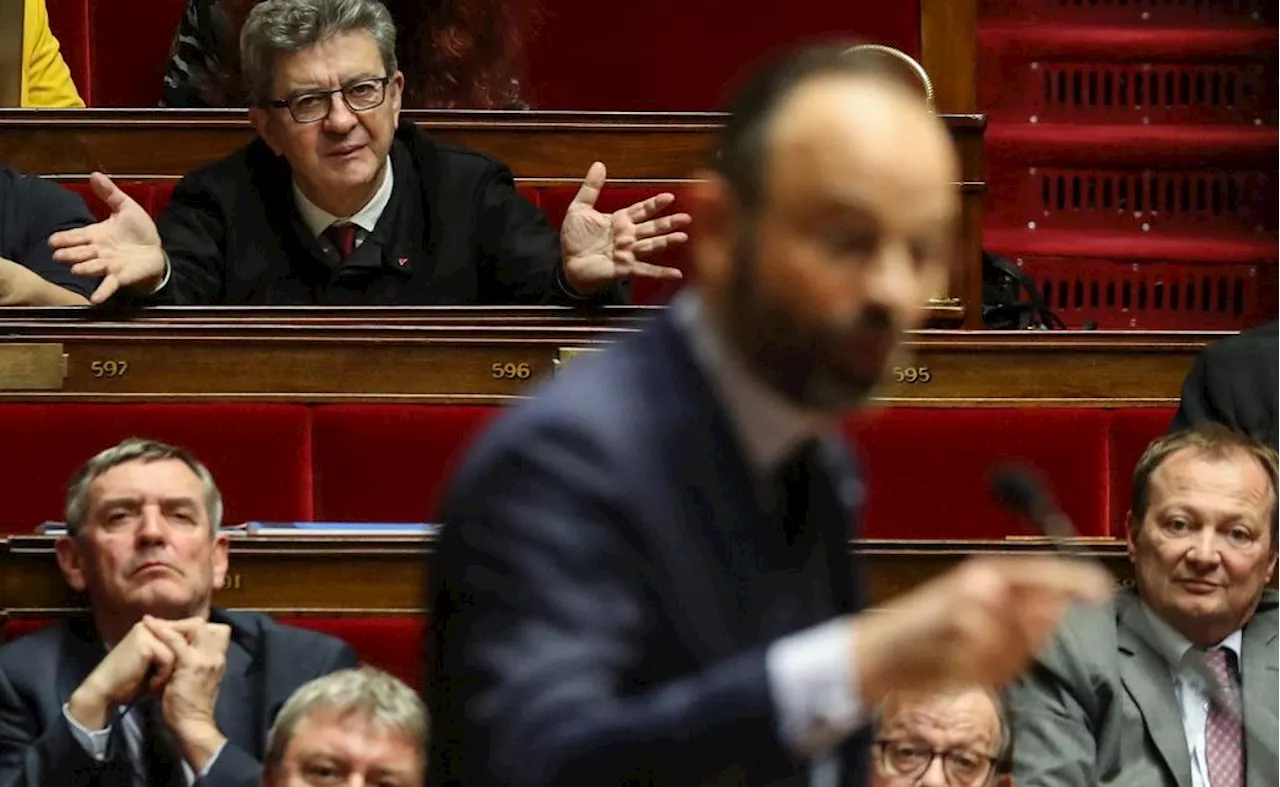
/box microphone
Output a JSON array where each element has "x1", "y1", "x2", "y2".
[{"x1": 987, "y1": 461, "x2": 1274, "y2": 762}]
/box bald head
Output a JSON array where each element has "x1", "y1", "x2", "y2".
[{"x1": 691, "y1": 45, "x2": 962, "y2": 411}]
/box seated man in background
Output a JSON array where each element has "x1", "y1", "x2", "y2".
[
  {"x1": 1171, "y1": 321, "x2": 1278, "y2": 449},
  {"x1": 0, "y1": 438, "x2": 358, "y2": 786},
  {"x1": 1009, "y1": 423, "x2": 1278, "y2": 787},
  {"x1": 20, "y1": 0, "x2": 85, "y2": 107},
  {"x1": 0, "y1": 165, "x2": 96, "y2": 305},
  {"x1": 49, "y1": 0, "x2": 688, "y2": 306},
  {"x1": 872, "y1": 688, "x2": 1008, "y2": 787},
  {"x1": 262, "y1": 667, "x2": 426, "y2": 787}
]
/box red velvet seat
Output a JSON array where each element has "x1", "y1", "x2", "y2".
[
  {"x1": 46, "y1": 0, "x2": 187, "y2": 107},
  {"x1": 1109, "y1": 408, "x2": 1178, "y2": 537},
  {"x1": 62, "y1": 180, "x2": 159, "y2": 221},
  {"x1": 845, "y1": 407, "x2": 1114, "y2": 539},
  {"x1": 311, "y1": 404, "x2": 500, "y2": 521},
  {"x1": 0, "y1": 404, "x2": 313, "y2": 534}
]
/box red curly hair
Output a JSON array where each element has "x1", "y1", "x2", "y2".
[{"x1": 387, "y1": 0, "x2": 540, "y2": 109}]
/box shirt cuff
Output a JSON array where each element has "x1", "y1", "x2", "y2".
[
  {"x1": 765, "y1": 616, "x2": 864, "y2": 758},
  {"x1": 62, "y1": 702, "x2": 112, "y2": 761},
  {"x1": 150, "y1": 253, "x2": 172, "y2": 294},
  {"x1": 183, "y1": 739, "x2": 227, "y2": 785},
  {"x1": 555, "y1": 261, "x2": 597, "y2": 302}
]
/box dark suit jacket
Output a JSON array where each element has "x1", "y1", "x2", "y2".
[
  {"x1": 154, "y1": 123, "x2": 618, "y2": 306},
  {"x1": 1171, "y1": 321, "x2": 1278, "y2": 448},
  {"x1": 1008, "y1": 588, "x2": 1279, "y2": 787},
  {"x1": 0, "y1": 165, "x2": 98, "y2": 298},
  {"x1": 427, "y1": 309, "x2": 870, "y2": 786},
  {"x1": 0, "y1": 609, "x2": 358, "y2": 787}
]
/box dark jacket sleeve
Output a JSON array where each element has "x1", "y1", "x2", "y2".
[
  {"x1": 474, "y1": 162, "x2": 624, "y2": 307},
  {"x1": 1170, "y1": 350, "x2": 1219, "y2": 434},
  {"x1": 0, "y1": 663, "x2": 131, "y2": 787},
  {"x1": 10, "y1": 176, "x2": 98, "y2": 298},
  {"x1": 428, "y1": 421, "x2": 793, "y2": 787},
  {"x1": 154, "y1": 172, "x2": 230, "y2": 304}
]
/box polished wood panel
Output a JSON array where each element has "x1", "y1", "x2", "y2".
[
  {"x1": 921, "y1": 0, "x2": 978, "y2": 115},
  {"x1": 0, "y1": 310, "x2": 1223, "y2": 405},
  {"x1": 0, "y1": 536, "x2": 1138, "y2": 616}
]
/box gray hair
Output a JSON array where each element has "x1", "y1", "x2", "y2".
[
  {"x1": 65, "y1": 438, "x2": 223, "y2": 536},
  {"x1": 265, "y1": 667, "x2": 427, "y2": 772},
  {"x1": 241, "y1": 0, "x2": 398, "y2": 106}
]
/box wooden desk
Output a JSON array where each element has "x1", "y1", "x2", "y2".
[
  {"x1": 0, "y1": 110, "x2": 986, "y2": 326},
  {"x1": 0, "y1": 535, "x2": 1136, "y2": 617},
  {"x1": 0, "y1": 308, "x2": 1220, "y2": 405}
]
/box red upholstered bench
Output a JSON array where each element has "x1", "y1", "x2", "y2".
[
  {"x1": 312, "y1": 404, "x2": 500, "y2": 521},
  {"x1": 0, "y1": 403, "x2": 313, "y2": 535},
  {"x1": 1109, "y1": 407, "x2": 1178, "y2": 537},
  {"x1": 844, "y1": 408, "x2": 1114, "y2": 539}
]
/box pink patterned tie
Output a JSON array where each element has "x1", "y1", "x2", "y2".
[{"x1": 1202, "y1": 648, "x2": 1244, "y2": 787}]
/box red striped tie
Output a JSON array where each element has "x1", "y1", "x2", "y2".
[
  {"x1": 325, "y1": 222, "x2": 359, "y2": 259},
  {"x1": 1202, "y1": 648, "x2": 1244, "y2": 787}
]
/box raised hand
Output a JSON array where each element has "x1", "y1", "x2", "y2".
[
  {"x1": 66, "y1": 619, "x2": 177, "y2": 730},
  {"x1": 559, "y1": 162, "x2": 691, "y2": 295},
  {"x1": 48, "y1": 172, "x2": 167, "y2": 304}
]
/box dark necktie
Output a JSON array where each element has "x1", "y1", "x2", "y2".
[
  {"x1": 775, "y1": 440, "x2": 818, "y2": 547},
  {"x1": 324, "y1": 222, "x2": 359, "y2": 259},
  {"x1": 1201, "y1": 648, "x2": 1244, "y2": 787},
  {"x1": 138, "y1": 698, "x2": 181, "y2": 787}
]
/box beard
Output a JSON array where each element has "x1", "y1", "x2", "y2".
[{"x1": 719, "y1": 236, "x2": 903, "y2": 411}]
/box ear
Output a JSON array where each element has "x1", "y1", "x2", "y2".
[
  {"x1": 687, "y1": 170, "x2": 737, "y2": 291},
  {"x1": 249, "y1": 107, "x2": 284, "y2": 156},
  {"x1": 1124, "y1": 511, "x2": 1141, "y2": 564},
  {"x1": 389, "y1": 70, "x2": 404, "y2": 126},
  {"x1": 211, "y1": 532, "x2": 230, "y2": 590},
  {"x1": 55, "y1": 534, "x2": 88, "y2": 593}
]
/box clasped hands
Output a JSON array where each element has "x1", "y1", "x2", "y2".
[
  {"x1": 48, "y1": 164, "x2": 692, "y2": 304},
  {"x1": 67, "y1": 615, "x2": 231, "y2": 772}
]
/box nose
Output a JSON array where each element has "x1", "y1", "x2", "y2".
[
  {"x1": 135, "y1": 505, "x2": 168, "y2": 544},
  {"x1": 322, "y1": 92, "x2": 359, "y2": 134},
  {"x1": 863, "y1": 242, "x2": 926, "y2": 321},
  {"x1": 915, "y1": 757, "x2": 950, "y2": 787},
  {"x1": 1185, "y1": 528, "x2": 1224, "y2": 569}
]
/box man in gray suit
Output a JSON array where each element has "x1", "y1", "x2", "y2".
[{"x1": 1009, "y1": 423, "x2": 1278, "y2": 787}]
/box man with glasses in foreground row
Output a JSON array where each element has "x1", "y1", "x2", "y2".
[
  {"x1": 872, "y1": 688, "x2": 1008, "y2": 787},
  {"x1": 48, "y1": 0, "x2": 690, "y2": 306}
]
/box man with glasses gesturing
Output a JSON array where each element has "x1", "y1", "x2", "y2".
[
  {"x1": 872, "y1": 688, "x2": 1009, "y2": 787},
  {"x1": 48, "y1": 0, "x2": 690, "y2": 306}
]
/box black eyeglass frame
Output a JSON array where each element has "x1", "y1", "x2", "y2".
[
  {"x1": 266, "y1": 76, "x2": 393, "y2": 123},
  {"x1": 873, "y1": 739, "x2": 1001, "y2": 786}
]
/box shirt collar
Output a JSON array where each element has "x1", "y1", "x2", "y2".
[
  {"x1": 1140, "y1": 600, "x2": 1244, "y2": 670},
  {"x1": 293, "y1": 155, "x2": 394, "y2": 237},
  {"x1": 669, "y1": 290, "x2": 836, "y2": 479}
]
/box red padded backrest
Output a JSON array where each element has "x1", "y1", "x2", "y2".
[
  {"x1": 60, "y1": 180, "x2": 157, "y2": 221},
  {"x1": 1109, "y1": 408, "x2": 1178, "y2": 537},
  {"x1": 845, "y1": 408, "x2": 1114, "y2": 539},
  {"x1": 275, "y1": 616, "x2": 426, "y2": 691},
  {"x1": 0, "y1": 404, "x2": 313, "y2": 534},
  {"x1": 2, "y1": 618, "x2": 55, "y2": 643},
  {"x1": 538, "y1": 185, "x2": 694, "y2": 305},
  {"x1": 311, "y1": 405, "x2": 500, "y2": 521},
  {"x1": 44, "y1": 0, "x2": 90, "y2": 103},
  {"x1": 526, "y1": 2, "x2": 920, "y2": 110}
]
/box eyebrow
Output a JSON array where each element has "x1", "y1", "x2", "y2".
[{"x1": 286, "y1": 73, "x2": 383, "y2": 95}]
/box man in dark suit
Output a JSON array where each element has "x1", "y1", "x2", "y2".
[
  {"x1": 426, "y1": 43, "x2": 1113, "y2": 787},
  {"x1": 1171, "y1": 321, "x2": 1278, "y2": 449},
  {"x1": 0, "y1": 438, "x2": 357, "y2": 787},
  {"x1": 47, "y1": 0, "x2": 688, "y2": 306},
  {"x1": 0, "y1": 164, "x2": 97, "y2": 306},
  {"x1": 1009, "y1": 424, "x2": 1278, "y2": 787}
]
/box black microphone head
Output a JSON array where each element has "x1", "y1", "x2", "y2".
[{"x1": 988, "y1": 461, "x2": 1057, "y2": 523}]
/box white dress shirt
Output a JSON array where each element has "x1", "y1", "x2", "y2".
[
  {"x1": 670, "y1": 291, "x2": 862, "y2": 787},
  {"x1": 293, "y1": 155, "x2": 395, "y2": 256},
  {"x1": 1142, "y1": 603, "x2": 1245, "y2": 787}
]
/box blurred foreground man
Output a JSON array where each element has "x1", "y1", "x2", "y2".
[
  {"x1": 871, "y1": 688, "x2": 1008, "y2": 787},
  {"x1": 262, "y1": 667, "x2": 426, "y2": 787},
  {"x1": 428, "y1": 43, "x2": 1112, "y2": 787},
  {"x1": 49, "y1": 0, "x2": 688, "y2": 306},
  {"x1": 1009, "y1": 424, "x2": 1278, "y2": 787},
  {"x1": 0, "y1": 438, "x2": 357, "y2": 787}
]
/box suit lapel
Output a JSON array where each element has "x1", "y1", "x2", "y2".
[
  {"x1": 58, "y1": 618, "x2": 138, "y2": 786},
  {"x1": 209, "y1": 610, "x2": 263, "y2": 757},
  {"x1": 811, "y1": 438, "x2": 861, "y2": 615},
  {"x1": 1116, "y1": 595, "x2": 1193, "y2": 787},
  {"x1": 1242, "y1": 591, "x2": 1279, "y2": 787}
]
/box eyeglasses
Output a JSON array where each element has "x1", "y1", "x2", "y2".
[
  {"x1": 268, "y1": 76, "x2": 392, "y2": 124},
  {"x1": 874, "y1": 740, "x2": 999, "y2": 786}
]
